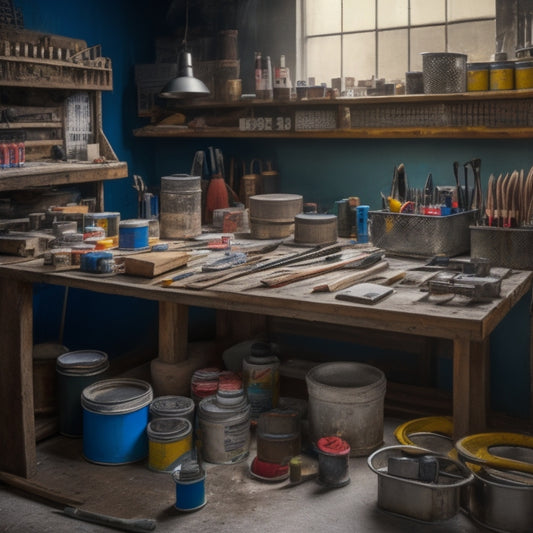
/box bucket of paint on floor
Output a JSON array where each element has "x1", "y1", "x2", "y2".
[
  {"x1": 150, "y1": 395, "x2": 195, "y2": 425},
  {"x1": 118, "y1": 219, "x2": 150, "y2": 251},
  {"x1": 198, "y1": 388, "x2": 251, "y2": 464},
  {"x1": 316, "y1": 436, "x2": 351, "y2": 487},
  {"x1": 81, "y1": 378, "x2": 153, "y2": 464},
  {"x1": 147, "y1": 417, "x2": 193, "y2": 472},
  {"x1": 306, "y1": 362, "x2": 386, "y2": 456},
  {"x1": 172, "y1": 459, "x2": 206, "y2": 512},
  {"x1": 56, "y1": 350, "x2": 109, "y2": 437}
]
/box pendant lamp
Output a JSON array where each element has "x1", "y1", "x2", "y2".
[{"x1": 159, "y1": 0, "x2": 210, "y2": 99}]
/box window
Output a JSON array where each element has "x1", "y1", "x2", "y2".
[{"x1": 298, "y1": 0, "x2": 496, "y2": 88}]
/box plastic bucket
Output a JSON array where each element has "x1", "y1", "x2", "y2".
[
  {"x1": 147, "y1": 417, "x2": 193, "y2": 472},
  {"x1": 56, "y1": 350, "x2": 109, "y2": 437},
  {"x1": 306, "y1": 362, "x2": 386, "y2": 456},
  {"x1": 81, "y1": 378, "x2": 153, "y2": 464}
]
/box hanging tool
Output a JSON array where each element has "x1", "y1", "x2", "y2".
[{"x1": 486, "y1": 174, "x2": 495, "y2": 226}]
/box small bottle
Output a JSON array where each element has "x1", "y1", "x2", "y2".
[
  {"x1": 17, "y1": 140, "x2": 25, "y2": 167},
  {"x1": 0, "y1": 142, "x2": 8, "y2": 169},
  {"x1": 262, "y1": 56, "x2": 273, "y2": 100},
  {"x1": 254, "y1": 51, "x2": 263, "y2": 97},
  {"x1": 8, "y1": 140, "x2": 18, "y2": 168}
]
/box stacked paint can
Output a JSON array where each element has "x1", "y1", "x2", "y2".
[
  {"x1": 56, "y1": 350, "x2": 109, "y2": 437},
  {"x1": 150, "y1": 395, "x2": 195, "y2": 426},
  {"x1": 198, "y1": 387, "x2": 251, "y2": 464},
  {"x1": 81, "y1": 378, "x2": 153, "y2": 464},
  {"x1": 316, "y1": 436, "x2": 351, "y2": 488},
  {"x1": 190, "y1": 367, "x2": 221, "y2": 405},
  {"x1": 147, "y1": 417, "x2": 193, "y2": 472},
  {"x1": 242, "y1": 342, "x2": 280, "y2": 421},
  {"x1": 172, "y1": 459, "x2": 207, "y2": 512}
]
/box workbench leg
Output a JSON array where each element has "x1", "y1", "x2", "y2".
[
  {"x1": 215, "y1": 310, "x2": 269, "y2": 352},
  {"x1": 0, "y1": 278, "x2": 36, "y2": 478},
  {"x1": 150, "y1": 302, "x2": 215, "y2": 396},
  {"x1": 453, "y1": 337, "x2": 487, "y2": 440}
]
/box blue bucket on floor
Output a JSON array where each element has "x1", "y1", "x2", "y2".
[{"x1": 81, "y1": 378, "x2": 153, "y2": 465}]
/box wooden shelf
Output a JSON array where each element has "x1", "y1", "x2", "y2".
[
  {"x1": 134, "y1": 89, "x2": 533, "y2": 139},
  {"x1": 0, "y1": 160, "x2": 128, "y2": 192}
]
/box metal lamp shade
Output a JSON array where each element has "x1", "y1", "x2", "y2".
[{"x1": 160, "y1": 50, "x2": 210, "y2": 99}]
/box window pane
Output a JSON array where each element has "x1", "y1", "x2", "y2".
[
  {"x1": 306, "y1": 0, "x2": 341, "y2": 35},
  {"x1": 411, "y1": 0, "x2": 445, "y2": 26},
  {"x1": 448, "y1": 0, "x2": 495, "y2": 22},
  {"x1": 343, "y1": 0, "x2": 375, "y2": 32},
  {"x1": 343, "y1": 32, "x2": 375, "y2": 81},
  {"x1": 410, "y1": 25, "x2": 446, "y2": 71},
  {"x1": 306, "y1": 35, "x2": 341, "y2": 85},
  {"x1": 448, "y1": 20, "x2": 496, "y2": 62},
  {"x1": 378, "y1": 29, "x2": 408, "y2": 79},
  {"x1": 378, "y1": 0, "x2": 408, "y2": 29}
]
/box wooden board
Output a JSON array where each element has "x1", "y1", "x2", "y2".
[{"x1": 123, "y1": 251, "x2": 190, "y2": 278}]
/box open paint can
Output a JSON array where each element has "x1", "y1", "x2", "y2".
[
  {"x1": 172, "y1": 459, "x2": 207, "y2": 512},
  {"x1": 81, "y1": 378, "x2": 153, "y2": 464}
]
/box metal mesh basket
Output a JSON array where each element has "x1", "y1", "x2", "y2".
[
  {"x1": 422, "y1": 52, "x2": 467, "y2": 94},
  {"x1": 470, "y1": 226, "x2": 533, "y2": 269},
  {"x1": 369, "y1": 210, "x2": 477, "y2": 258}
]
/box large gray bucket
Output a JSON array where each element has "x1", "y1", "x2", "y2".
[{"x1": 306, "y1": 362, "x2": 386, "y2": 457}]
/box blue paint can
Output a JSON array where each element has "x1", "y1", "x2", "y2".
[
  {"x1": 172, "y1": 459, "x2": 207, "y2": 512},
  {"x1": 81, "y1": 378, "x2": 153, "y2": 465},
  {"x1": 118, "y1": 219, "x2": 150, "y2": 251}
]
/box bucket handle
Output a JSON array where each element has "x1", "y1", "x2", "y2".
[{"x1": 249, "y1": 158, "x2": 263, "y2": 175}]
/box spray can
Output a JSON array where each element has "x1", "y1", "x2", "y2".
[
  {"x1": 261, "y1": 56, "x2": 273, "y2": 100},
  {"x1": 17, "y1": 140, "x2": 25, "y2": 167},
  {"x1": 242, "y1": 342, "x2": 280, "y2": 421},
  {"x1": 254, "y1": 51, "x2": 263, "y2": 97}
]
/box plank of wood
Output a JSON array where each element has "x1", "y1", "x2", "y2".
[
  {"x1": 312, "y1": 260, "x2": 389, "y2": 292},
  {"x1": 260, "y1": 252, "x2": 369, "y2": 288},
  {"x1": 0, "y1": 471, "x2": 84, "y2": 507},
  {"x1": 123, "y1": 251, "x2": 190, "y2": 278},
  {"x1": 0, "y1": 234, "x2": 51, "y2": 257}
]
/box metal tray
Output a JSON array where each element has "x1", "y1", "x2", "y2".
[
  {"x1": 369, "y1": 210, "x2": 477, "y2": 258},
  {"x1": 470, "y1": 226, "x2": 533, "y2": 270},
  {"x1": 367, "y1": 445, "x2": 473, "y2": 522}
]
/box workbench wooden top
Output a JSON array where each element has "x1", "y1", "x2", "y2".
[{"x1": 0, "y1": 242, "x2": 530, "y2": 343}]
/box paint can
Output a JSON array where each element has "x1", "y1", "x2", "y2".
[
  {"x1": 160, "y1": 174, "x2": 202, "y2": 239},
  {"x1": 514, "y1": 59, "x2": 533, "y2": 89},
  {"x1": 467, "y1": 62, "x2": 490, "y2": 91},
  {"x1": 306, "y1": 362, "x2": 386, "y2": 456},
  {"x1": 81, "y1": 378, "x2": 153, "y2": 464},
  {"x1": 316, "y1": 436, "x2": 351, "y2": 488},
  {"x1": 190, "y1": 367, "x2": 221, "y2": 406},
  {"x1": 242, "y1": 342, "x2": 280, "y2": 421},
  {"x1": 489, "y1": 61, "x2": 515, "y2": 90},
  {"x1": 147, "y1": 417, "x2": 193, "y2": 472},
  {"x1": 150, "y1": 395, "x2": 195, "y2": 425},
  {"x1": 172, "y1": 459, "x2": 207, "y2": 512},
  {"x1": 118, "y1": 219, "x2": 150, "y2": 251},
  {"x1": 198, "y1": 388, "x2": 251, "y2": 464},
  {"x1": 256, "y1": 409, "x2": 301, "y2": 464},
  {"x1": 56, "y1": 350, "x2": 109, "y2": 437},
  {"x1": 79, "y1": 251, "x2": 115, "y2": 274},
  {"x1": 84, "y1": 212, "x2": 120, "y2": 245}
]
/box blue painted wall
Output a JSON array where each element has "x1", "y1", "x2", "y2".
[{"x1": 16, "y1": 0, "x2": 531, "y2": 418}]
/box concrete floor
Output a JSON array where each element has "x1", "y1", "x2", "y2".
[{"x1": 0, "y1": 416, "x2": 487, "y2": 533}]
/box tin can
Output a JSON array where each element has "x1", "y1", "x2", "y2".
[
  {"x1": 242, "y1": 342, "x2": 280, "y2": 421},
  {"x1": 467, "y1": 62, "x2": 490, "y2": 91},
  {"x1": 173, "y1": 459, "x2": 207, "y2": 512},
  {"x1": 490, "y1": 61, "x2": 514, "y2": 90},
  {"x1": 147, "y1": 417, "x2": 193, "y2": 472},
  {"x1": 515, "y1": 60, "x2": 533, "y2": 89}
]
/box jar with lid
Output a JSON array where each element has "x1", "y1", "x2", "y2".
[{"x1": 242, "y1": 342, "x2": 280, "y2": 421}]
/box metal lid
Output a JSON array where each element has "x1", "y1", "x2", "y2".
[
  {"x1": 150, "y1": 395, "x2": 195, "y2": 417},
  {"x1": 85, "y1": 212, "x2": 120, "y2": 218},
  {"x1": 161, "y1": 174, "x2": 201, "y2": 193},
  {"x1": 490, "y1": 61, "x2": 515, "y2": 69},
  {"x1": 172, "y1": 459, "x2": 204, "y2": 482},
  {"x1": 56, "y1": 350, "x2": 109, "y2": 375},
  {"x1": 81, "y1": 378, "x2": 153, "y2": 414},
  {"x1": 467, "y1": 62, "x2": 490, "y2": 70},
  {"x1": 199, "y1": 393, "x2": 250, "y2": 420},
  {"x1": 147, "y1": 417, "x2": 192, "y2": 441},
  {"x1": 119, "y1": 219, "x2": 149, "y2": 228},
  {"x1": 295, "y1": 213, "x2": 337, "y2": 225}
]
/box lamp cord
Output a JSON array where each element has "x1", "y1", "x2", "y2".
[{"x1": 182, "y1": 0, "x2": 189, "y2": 47}]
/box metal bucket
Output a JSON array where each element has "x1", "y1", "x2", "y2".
[
  {"x1": 160, "y1": 174, "x2": 202, "y2": 239},
  {"x1": 81, "y1": 378, "x2": 153, "y2": 464},
  {"x1": 306, "y1": 362, "x2": 386, "y2": 456},
  {"x1": 422, "y1": 52, "x2": 467, "y2": 94}
]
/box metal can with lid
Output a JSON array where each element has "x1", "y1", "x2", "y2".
[
  {"x1": 150, "y1": 395, "x2": 195, "y2": 425},
  {"x1": 490, "y1": 61, "x2": 515, "y2": 90},
  {"x1": 147, "y1": 417, "x2": 193, "y2": 472},
  {"x1": 515, "y1": 60, "x2": 533, "y2": 89},
  {"x1": 467, "y1": 62, "x2": 490, "y2": 91}
]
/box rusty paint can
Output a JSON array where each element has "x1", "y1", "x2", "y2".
[
  {"x1": 256, "y1": 409, "x2": 301, "y2": 464},
  {"x1": 467, "y1": 62, "x2": 490, "y2": 91},
  {"x1": 515, "y1": 60, "x2": 533, "y2": 89},
  {"x1": 490, "y1": 61, "x2": 515, "y2": 90}
]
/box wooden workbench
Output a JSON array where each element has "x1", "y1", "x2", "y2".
[{"x1": 1, "y1": 247, "x2": 531, "y2": 478}]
